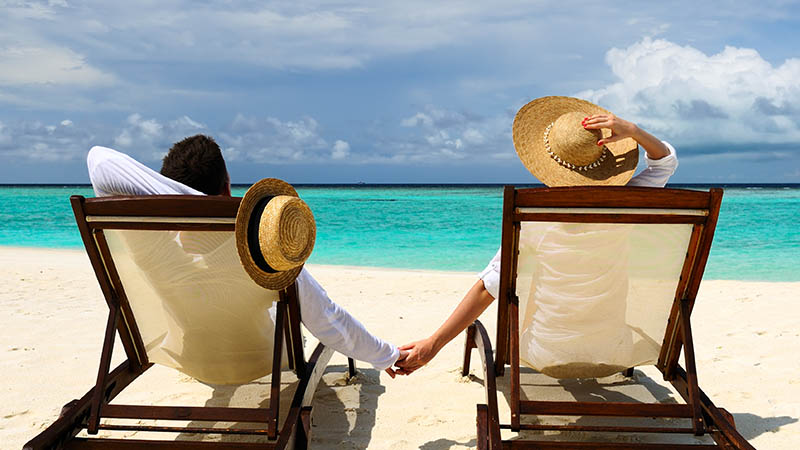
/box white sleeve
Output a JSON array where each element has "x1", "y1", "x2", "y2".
[
  {"x1": 295, "y1": 268, "x2": 400, "y2": 370},
  {"x1": 87, "y1": 146, "x2": 203, "y2": 197},
  {"x1": 626, "y1": 141, "x2": 679, "y2": 188},
  {"x1": 477, "y1": 247, "x2": 502, "y2": 300}
]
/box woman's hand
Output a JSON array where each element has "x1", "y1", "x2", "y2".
[
  {"x1": 393, "y1": 337, "x2": 441, "y2": 375},
  {"x1": 583, "y1": 113, "x2": 670, "y2": 160},
  {"x1": 384, "y1": 349, "x2": 409, "y2": 378},
  {"x1": 582, "y1": 114, "x2": 639, "y2": 146}
]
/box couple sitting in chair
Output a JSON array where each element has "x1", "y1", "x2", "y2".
[
  {"x1": 87, "y1": 95, "x2": 676, "y2": 379},
  {"x1": 28, "y1": 96, "x2": 753, "y2": 449}
]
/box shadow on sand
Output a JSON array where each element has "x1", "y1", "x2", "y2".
[
  {"x1": 308, "y1": 365, "x2": 384, "y2": 448},
  {"x1": 168, "y1": 363, "x2": 382, "y2": 446},
  {"x1": 464, "y1": 366, "x2": 796, "y2": 446}
]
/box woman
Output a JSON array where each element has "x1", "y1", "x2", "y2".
[{"x1": 393, "y1": 96, "x2": 678, "y2": 375}]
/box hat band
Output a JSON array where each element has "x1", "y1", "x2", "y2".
[
  {"x1": 247, "y1": 196, "x2": 278, "y2": 274},
  {"x1": 543, "y1": 122, "x2": 608, "y2": 172}
]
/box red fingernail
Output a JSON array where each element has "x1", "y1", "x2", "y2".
[{"x1": 597, "y1": 141, "x2": 603, "y2": 146}]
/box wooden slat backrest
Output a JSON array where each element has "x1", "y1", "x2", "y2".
[{"x1": 82, "y1": 195, "x2": 242, "y2": 217}]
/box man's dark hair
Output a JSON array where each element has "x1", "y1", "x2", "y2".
[{"x1": 161, "y1": 134, "x2": 229, "y2": 195}]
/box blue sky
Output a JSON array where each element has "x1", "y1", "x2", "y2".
[{"x1": 1, "y1": 1, "x2": 799, "y2": 183}]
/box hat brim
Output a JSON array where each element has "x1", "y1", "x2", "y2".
[
  {"x1": 513, "y1": 96, "x2": 639, "y2": 187},
  {"x1": 235, "y1": 178, "x2": 305, "y2": 291}
]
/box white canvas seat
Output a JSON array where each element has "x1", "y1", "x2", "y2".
[
  {"x1": 515, "y1": 221, "x2": 692, "y2": 378},
  {"x1": 104, "y1": 229, "x2": 286, "y2": 385}
]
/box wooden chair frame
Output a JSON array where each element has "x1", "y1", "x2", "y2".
[
  {"x1": 463, "y1": 186, "x2": 755, "y2": 449},
  {"x1": 25, "y1": 195, "x2": 354, "y2": 450}
]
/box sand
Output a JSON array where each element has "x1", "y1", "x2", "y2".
[{"x1": 2, "y1": 246, "x2": 798, "y2": 449}]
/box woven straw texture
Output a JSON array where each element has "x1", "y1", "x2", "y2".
[
  {"x1": 235, "y1": 178, "x2": 315, "y2": 290},
  {"x1": 513, "y1": 96, "x2": 639, "y2": 187},
  {"x1": 258, "y1": 196, "x2": 316, "y2": 271}
]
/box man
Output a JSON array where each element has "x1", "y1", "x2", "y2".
[
  {"x1": 88, "y1": 134, "x2": 405, "y2": 377},
  {"x1": 394, "y1": 96, "x2": 679, "y2": 375}
]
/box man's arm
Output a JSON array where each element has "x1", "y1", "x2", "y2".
[
  {"x1": 88, "y1": 146, "x2": 203, "y2": 197},
  {"x1": 295, "y1": 269, "x2": 405, "y2": 377}
]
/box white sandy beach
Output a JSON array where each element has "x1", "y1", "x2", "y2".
[{"x1": 2, "y1": 246, "x2": 799, "y2": 449}]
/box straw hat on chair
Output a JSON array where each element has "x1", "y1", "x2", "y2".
[{"x1": 235, "y1": 178, "x2": 316, "y2": 290}]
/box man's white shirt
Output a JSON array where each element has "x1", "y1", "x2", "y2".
[{"x1": 87, "y1": 146, "x2": 400, "y2": 370}]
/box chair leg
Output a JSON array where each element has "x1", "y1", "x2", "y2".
[
  {"x1": 477, "y1": 404, "x2": 489, "y2": 450},
  {"x1": 463, "y1": 323, "x2": 477, "y2": 376},
  {"x1": 295, "y1": 406, "x2": 312, "y2": 449},
  {"x1": 88, "y1": 305, "x2": 120, "y2": 434},
  {"x1": 471, "y1": 320, "x2": 503, "y2": 448},
  {"x1": 347, "y1": 358, "x2": 356, "y2": 378},
  {"x1": 623, "y1": 367, "x2": 635, "y2": 377},
  {"x1": 679, "y1": 298, "x2": 705, "y2": 436}
]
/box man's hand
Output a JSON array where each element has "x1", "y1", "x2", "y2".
[
  {"x1": 385, "y1": 349, "x2": 409, "y2": 379},
  {"x1": 393, "y1": 337, "x2": 439, "y2": 376}
]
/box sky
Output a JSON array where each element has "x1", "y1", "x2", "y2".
[{"x1": 1, "y1": 0, "x2": 800, "y2": 184}]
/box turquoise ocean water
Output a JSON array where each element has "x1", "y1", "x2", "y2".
[{"x1": 1, "y1": 185, "x2": 798, "y2": 281}]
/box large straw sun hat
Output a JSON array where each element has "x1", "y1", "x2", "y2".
[
  {"x1": 235, "y1": 178, "x2": 316, "y2": 290},
  {"x1": 513, "y1": 96, "x2": 639, "y2": 187}
]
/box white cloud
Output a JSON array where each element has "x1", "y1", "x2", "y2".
[
  {"x1": 462, "y1": 128, "x2": 484, "y2": 144},
  {"x1": 0, "y1": 119, "x2": 94, "y2": 161},
  {"x1": 577, "y1": 38, "x2": 800, "y2": 146},
  {"x1": 0, "y1": 45, "x2": 114, "y2": 86},
  {"x1": 172, "y1": 115, "x2": 205, "y2": 130},
  {"x1": 0, "y1": 121, "x2": 9, "y2": 145},
  {"x1": 113, "y1": 113, "x2": 209, "y2": 160},
  {"x1": 392, "y1": 105, "x2": 512, "y2": 163},
  {"x1": 3, "y1": 1, "x2": 62, "y2": 20},
  {"x1": 401, "y1": 112, "x2": 433, "y2": 127},
  {"x1": 113, "y1": 129, "x2": 132, "y2": 148},
  {"x1": 220, "y1": 114, "x2": 330, "y2": 163},
  {"x1": 331, "y1": 140, "x2": 350, "y2": 159},
  {"x1": 126, "y1": 113, "x2": 162, "y2": 137},
  {"x1": 221, "y1": 146, "x2": 242, "y2": 162}
]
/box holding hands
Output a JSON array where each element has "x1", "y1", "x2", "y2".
[
  {"x1": 384, "y1": 349, "x2": 409, "y2": 378},
  {"x1": 393, "y1": 338, "x2": 440, "y2": 376},
  {"x1": 390, "y1": 280, "x2": 496, "y2": 376}
]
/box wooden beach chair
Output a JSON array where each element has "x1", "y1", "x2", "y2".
[
  {"x1": 463, "y1": 186, "x2": 755, "y2": 449},
  {"x1": 25, "y1": 195, "x2": 353, "y2": 449}
]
